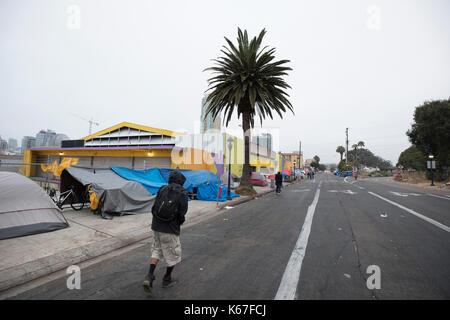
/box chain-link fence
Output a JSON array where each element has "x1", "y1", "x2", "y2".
[{"x1": 0, "y1": 159, "x2": 60, "y2": 192}]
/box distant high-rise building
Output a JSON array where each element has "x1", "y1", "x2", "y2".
[
  {"x1": 200, "y1": 95, "x2": 221, "y2": 134},
  {"x1": 36, "y1": 129, "x2": 57, "y2": 147},
  {"x1": 54, "y1": 134, "x2": 70, "y2": 147},
  {"x1": 21, "y1": 136, "x2": 36, "y2": 154},
  {"x1": 252, "y1": 133, "x2": 272, "y2": 152},
  {"x1": 8, "y1": 138, "x2": 18, "y2": 151},
  {"x1": 0, "y1": 136, "x2": 8, "y2": 151}
]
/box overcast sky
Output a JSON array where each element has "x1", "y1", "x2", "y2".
[{"x1": 1, "y1": 0, "x2": 449, "y2": 164}]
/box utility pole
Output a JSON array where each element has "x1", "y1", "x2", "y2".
[
  {"x1": 299, "y1": 141, "x2": 301, "y2": 168},
  {"x1": 345, "y1": 128, "x2": 349, "y2": 165}
]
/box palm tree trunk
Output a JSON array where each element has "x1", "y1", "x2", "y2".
[{"x1": 240, "y1": 112, "x2": 252, "y2": 187}]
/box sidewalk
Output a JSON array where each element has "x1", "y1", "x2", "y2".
[{"x1": 0, "y1": 183, "x2": 283, "y2": 293}]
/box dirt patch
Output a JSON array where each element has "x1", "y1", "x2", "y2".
[
  {"x1": 394, "y1": 171, "x2": 450, "y2": 188},
  {"x1": 235, "y1": 185, "x2": 258, "y2": 196}
]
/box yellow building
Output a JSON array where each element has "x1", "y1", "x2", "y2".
[
  {"x1": 278, "y1": 152, "x2": 303, "y2": 172},
  {"x1": 23, "y1": 122, "x2": 278, "y2": 182},
  {"x1": 23, "y1": 122, "x2": 217, "y2": 179},
  {"x1": 223, "y1": 133, "x2": 276, "y2": 177}
]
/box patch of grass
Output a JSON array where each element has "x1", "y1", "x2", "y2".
[{"x1": 368, "y1": 171, "x2": 390, "y2": 177}]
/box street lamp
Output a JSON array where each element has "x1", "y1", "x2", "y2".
[
  {"x1": 293, "y1": 160, "x2": 296, "y2": 181},
  {"x1": 428, "y1": 154, "x2": 435, "y2": 186},
  {"x1": 227, "y1": 137, "x2": 234, "y2": 201}
]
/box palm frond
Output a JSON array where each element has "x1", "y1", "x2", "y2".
[{"x1": 204, "y1": 28, "x2": 293, "y2": 127}]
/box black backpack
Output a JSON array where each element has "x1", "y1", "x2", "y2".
[{"x1": 152, "y1": 184, "x2": 182, "y2": 222}]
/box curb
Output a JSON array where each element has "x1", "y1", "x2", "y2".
[
  {"x1": 217, "y1": 181, "x2": 298, "y2": 209},
  {"x1": 0, "y1": 181, "x2": 301, "y2": 293},
  {"x1": 0, "y1": 228, "x2": 152, "y2": 293}
]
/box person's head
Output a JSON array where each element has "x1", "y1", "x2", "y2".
[
  {"x1": 277, "y1": 172, "x2": 280, "y2": 174},
  {"x1": 168, "y1": 170, "x2": 186, "y2": 186}
]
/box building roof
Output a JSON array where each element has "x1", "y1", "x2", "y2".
[{"x1": 81, "y1": 122, "x2": 185, "y2": 141}]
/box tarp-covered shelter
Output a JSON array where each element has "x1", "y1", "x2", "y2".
[
  {"x1": 0, "y1": 172, "x2": 69, "y2": 240},
  {"x1": 62, "y1": 167, "x2": 156, "y2": 218},
  {"x1": 111, "y1": 167, "x2": 239, "y2": 202}
]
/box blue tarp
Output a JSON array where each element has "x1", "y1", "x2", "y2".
[{"x1": 111, "y1": 167, "x2": 239, "y2": 202}]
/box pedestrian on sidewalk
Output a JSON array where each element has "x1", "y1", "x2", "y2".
[
  {"x1": 275, "y1": 171, "x2": 283, "y2": 194},
  {"x1": 143, "y1": 170, "x2": 188, "y2": 292}
]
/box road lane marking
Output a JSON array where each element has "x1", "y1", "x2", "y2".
[
  {"x1": 327, "y1": 190, "x2": 357, "y2": 195},
  {"x1": 275, "y1": 185, "x2": 321, "y2": 300},
  {"x1": 291, "y1": 189, "x2": 311, "y2": 192},
  {"x1": 368, "y1": 191, "x2": 450, "y2": 233},
  {"x1": 390, "y1": 191, "x2": 421, "y2": 197},
  {"x1": 426, "y1": 193, "x2": 450, "y2": 201}
]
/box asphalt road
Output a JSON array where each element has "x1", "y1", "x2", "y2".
[{"x1": 10, "y1": 174, "x2": 450, "y2": 300}]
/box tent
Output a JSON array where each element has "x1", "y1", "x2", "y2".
[
  {"x1": 62, "y1": 167, "x2": 156, "y2": 218},
  {"x1": 251, "y1": 172, "x2": 265, "y2": 180},
  {"x1": 109, "y1": 167, "x2": 167, "y2": 195},
  {"x1": 251, "y1": 172, "x2": 268, "y2": 186},
  {"x1": 111, "y1": 167, "x2": 239, "y2": 202},
  {"x1": 0, "y1": 172, "x2": 69, "y2": 240}
]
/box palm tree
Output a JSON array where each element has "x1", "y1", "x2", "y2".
[
  {"x1": 336, "y1": 146, "x2": 345, "y2": 161},
  {"x1": 352, "y1": 144, "x2": 358, "y2": 160},
  {"x1": 204, "y1": 28, "x2": 293, "y2": 191},
  {"x1": 356, "y1": 141, "x2": 365, "y2": 168}
]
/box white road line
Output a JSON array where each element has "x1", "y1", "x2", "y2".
[
  {"x1": 275, "y1": 184, "x2": 321, "y2": 300},
  {"x1": 427, "y1": 193, "x2": 450, "y2": 201},
  {"x1": 368, "y1": 191, "x2": 450, "y2": 233}
]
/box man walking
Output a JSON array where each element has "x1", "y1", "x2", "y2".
[
  {"x1": 275, "y1": 171, "x2": 283, "y2": 194},
  {"x1": 143, "y1": 170, "x2": 188, "y2": 292}
]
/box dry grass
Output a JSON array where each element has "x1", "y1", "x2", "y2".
[{"x1": 394, "y1": 171, "x2": 449, "y2": 187}]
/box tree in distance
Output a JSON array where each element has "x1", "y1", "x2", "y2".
[
  {"x1": 406, "y1": 98, "x2": 450, "y2": 181},
  {"x1": 397, "y1": 145, "x2": 426, "y2": 171},
  {"x1": 336, "y1": 146, "x2": 346, "y2": 161}
]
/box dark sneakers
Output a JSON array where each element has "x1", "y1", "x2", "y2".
[
  {"x1": 162, "y1": 276, "x2": 177, "y2": 288},
  {"x1": 143, "y1": 274, "x2": 155, "y2": 293}
]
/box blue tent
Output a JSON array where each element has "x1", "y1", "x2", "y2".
[
  {"x1": 110, "y1": 167, "x2": 166, "y2": 194},
  {"x1": 111, "y1": 167, "x2": 239, "y2": 202}
]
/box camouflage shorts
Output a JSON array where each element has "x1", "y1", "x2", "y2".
[{"x1": 151, "y1": 231, "x2": 182, "y2": 266}]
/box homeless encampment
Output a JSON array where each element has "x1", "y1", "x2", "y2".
[
  {"x1": 0, "y1": 172, "x2": 69, "y2": 240},
  {"x1": 111, "y1": 167, "x2": 239, "y2": 202},
  {"x1": 62, "y1": 167, "x2": 156, "y2": 219}
]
